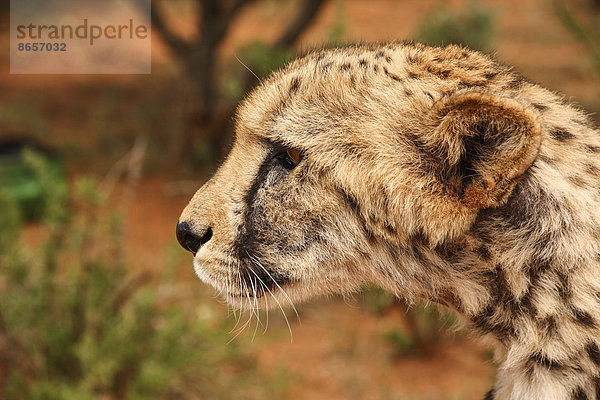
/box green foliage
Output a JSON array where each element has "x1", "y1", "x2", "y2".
[
  {"x1": 0, "y1": 152, "x2": 287, "y2": 399},
  {"x1": 415, "y1": 2, "x2": 496, "y2": 52},
  {"x1": 0, "y1": 145, "x2": 64, "y2": 220},
  {"x1": 240, "y1": 41, "x2": 293, "y2": 79}
]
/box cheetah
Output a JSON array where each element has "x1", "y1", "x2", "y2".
[{"x1": 177, "y1": 42, "x2": 600, "y2": 400}]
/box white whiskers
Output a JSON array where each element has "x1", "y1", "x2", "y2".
[{"x1": 224, "y1": 252, "x2": 300, "y2": 343}]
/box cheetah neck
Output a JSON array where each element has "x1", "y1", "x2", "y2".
[{"x1": 376, "y1": 176, "x2": 600, "y2": 399}]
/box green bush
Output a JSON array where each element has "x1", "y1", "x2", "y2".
[
  {"x1": 0, "y1": 144, "x2": 65, "y2": 220},
  {"x1": 0, "y1": 151, "x2": 287, "y2": 399},
  {"x1": 415, "y1": 2, "x2": 496, "y2": 52}
]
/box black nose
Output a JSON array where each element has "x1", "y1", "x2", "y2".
[{"x1": 176, "y1": 222, "x2": 213, "y2": 255}]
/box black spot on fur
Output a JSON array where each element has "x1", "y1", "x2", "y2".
[
  {"x1": 437, "y1": 289, "x2": 464, "y2": 312},
  {"x1": 409, "y1": 230, "x2": 428, "y2": 263},
  {"x1": 483, "y1": 388, "x2": 495, "y2": 400},
  {"x1": 427, "y1": 66, "x2": 451, "y2": 78},
  {"x1": 507, "y1": 77, "x2": 525, "y2": 89},
  {"x1": 373, "y1": 64, "x2": 379, "y2": 73},
  {"x1": 321, "y1": 62, "x2": 333, "y2": 73},
  {"x1": 550, "y1": 128, "x2": 575, "y2": 141},
  {"x1": 434, "y1": 240, "x2": 466, "y2": 263},
  {"x1": 408, "y1": 72, "x2": 420, "y2": 79},
  {"x1": 340, "y1": 63, "x2": 351, "y2": 71},
  {"x1": 336, "y1": 186, "x2": 376, "y2": 243},
  {"x1": 404, "y1": 89, "x2": 413, "y2": 96},
  {"x1": 337, "y1": 186, "x2": 360, "y2": 216},
  {"x1": 289, "y1": 77, "x2": 300, "y2": 95},
  {"x1": 484, "y1": 71, "x2": 498, "y2": 80},
  {"x1": 538, "y1": 154, "x2": 556, "y2": 165},
  {"x1": 383, "y1": 67, "x2": 403, "y2": 82},
  {"x1": 384, "y1": 55, "x2": 392, "y2": 63},
  {"x1": 528, "y1": 352, "x2": 564, "y2": 371},
  {"x1": 375, "y1": 50, "x2": 386, "y2": 59},
  {"x1": 572, "y1": 387, "x2": 588, "y2": 400},
  {"x1": 588, "y1": 164, "x2": 600, "y2": 176},
  {"x1": 557, "y1": 270, "x2": 572, "y2": 300},
  {"x1": 586, "y1": 342, "x2": 600, "y2": 366},
  {"x1": 539, "y1": 316, "x2": 558, "y2": 336},
  {"x1": 585, "y1": 144, "x2": 600, "y2": 153},
  {"x1": 568, "y1": 175, "x2": 586, "y2": 188},
  {"x1": 485, "y1": 266, "x2": 513, "y2": 307},
  {"x1": 359, "y1": 59, "x2": 368, "y2": 68},
  {"x1": 476, "y1": 245, "x2": 491, "y2": 261},
  {"x1": 384, "y1": 224, "x2": 396, "y2": 235},
  {"x1": 406, "y1": 53, "x2": 421, "y2": 64},
  {"x1": 458, "y1": 80, "x2": 486, "y2": 89},
  {"x1": 471, "y1": 304, "x2": 515, "y2": 341},
  {"x1": 425, "y1": 92, "x2": 434, "y2": 101},
  {"x1": 533, "y1": 103, "x2": 548, "y2": 111},
  {"x1": 572, "y1": 308, "x2": 596, "y2": 328}
]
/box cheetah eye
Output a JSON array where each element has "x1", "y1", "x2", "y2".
[{"x1": 275, "y1": 147, "x2": 303, "y2": 170}]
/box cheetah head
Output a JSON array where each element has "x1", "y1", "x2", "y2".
[{"x1": 177, "y1": 44, "x2": 542, "y2": 310}]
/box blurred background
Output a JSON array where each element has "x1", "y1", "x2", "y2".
[{"x1": 0, "y1": 0, "x2": 599, "y2": 399}]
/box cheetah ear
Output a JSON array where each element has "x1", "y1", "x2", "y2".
[{"x1": 426, "y1": 91, "x2": 542, "y2": 209}]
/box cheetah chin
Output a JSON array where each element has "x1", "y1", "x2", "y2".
[{"x1": 178, "y1": 42, "x2": 600, "y2": 400}]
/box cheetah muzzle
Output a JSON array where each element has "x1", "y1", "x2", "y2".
[{"x1": 177, "y1": 42, "x2": 600, "y2": 400}]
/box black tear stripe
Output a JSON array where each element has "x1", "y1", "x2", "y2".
[
  {"x1": 483, "y1": 388, "x2": 495, "y2": 400},
  {"x1": 232, "y1": 149, "x2": 298, "y2": 290}
]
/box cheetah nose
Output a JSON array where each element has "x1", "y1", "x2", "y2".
[{"x1": 176, "y1": 221, "x2": 213, "y2": 255}]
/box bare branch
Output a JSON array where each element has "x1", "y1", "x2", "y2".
[
  {"x1": 151, "y1": 2, "x2": 191, "y2": 58},
  {"x1": 229, "y1": 0, "x2": 255, "y2": 19},
  {"x1": 274, "y1": 0, "x2": 326, "y2": 49},
  {"x1": 211, "y1": 0, "x2": 257, "y2": 47}
]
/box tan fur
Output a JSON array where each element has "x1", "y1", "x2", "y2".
[{"x1": 178, "y1": 42, "x2": 600, "y2": 400}]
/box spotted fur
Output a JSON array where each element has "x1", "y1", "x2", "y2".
[{"x1": 178, "y1": 42, "x2": 600, "y2": 400}]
